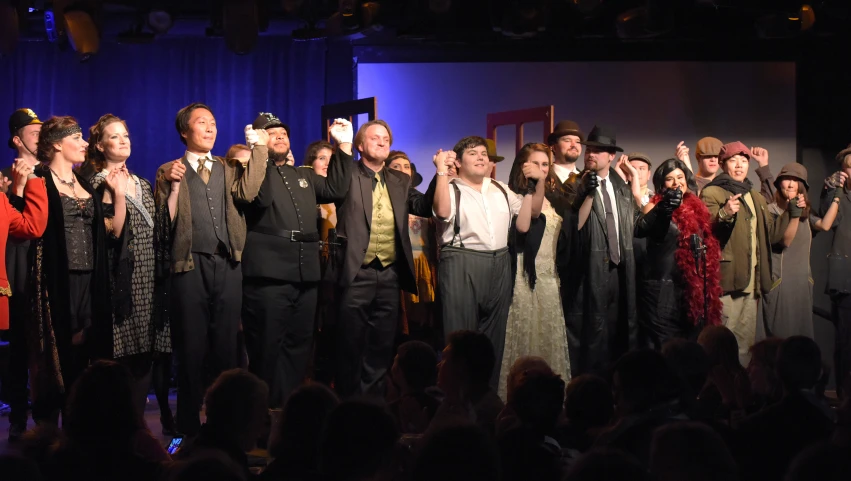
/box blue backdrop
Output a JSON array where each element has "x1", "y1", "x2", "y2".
[{"x1": 0, "y1": 36, "x2": 327, "y2": 182}]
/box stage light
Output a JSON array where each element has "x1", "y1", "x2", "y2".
[
  {"x1": 63, "y1": 6, "x2": 99, "y2": 60},
  {"x1": 222, "y1": 0, "x2": 259, "y2": 54},
  {"x1": 147, "y1": 8, "x2": 173, "y2": 34},
  {"x1": 615, "y1": 0, "x2": 676, "y2": 39},
  {"x1": 755, "y1": 3, "x2": 815, "y2": 38},
  {"x1": 495, "y1": 0, "x2": 551, "y2": 38},
  {"x1": 0, "y1": 2, "x2": 19, "y2": 56}
]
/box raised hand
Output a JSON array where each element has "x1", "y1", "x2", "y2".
[
  {"x1": 751, "y1": 146, "x2": 769, "y2": 167},
  {"x1": 613, "y1": 154, "x2": 629, "y2": 182},
  {"x1": 167, "y1": 159, "x2": 187, "y2": 182},
  {"x1": 659, "y1": 187, "x2": 683, "y2": 214},
  {"x1": 106, "y1": 167, "x2": 129, "y2": 196},
  {"x1": 329, "y1": 118, "x2": 354, "y2": 144},
  {"x1": 723, "y1": 193, "x2": 742, "y2": 217},
  {"x1": 10, "y1": 159, "x2": 33, "y2": 192},
  {"x1": 433, "y1": 149, "x2": 449, "y2": 172},
  {"x1": 0, "y1": 174, "x2": 11, "y2": 194},
  {"x1": 676, "y1": 141, "x2": 690, "y2": 163}
]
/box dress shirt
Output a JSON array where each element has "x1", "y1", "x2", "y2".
[
  {"x1": 435, "y1": 177, "x2": 523, "y2": 251},
  {"x1": 596, "y1": 173, "x2": 620, "y2": 258},
  {"x1": 185, "y1": 151, "x2": 214, "y2": 172},
  {"x1": 553, "y1": 163, "x2": 580, "y2": 184}
]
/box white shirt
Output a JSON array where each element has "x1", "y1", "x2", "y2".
[
  {"x1": 185, "y1": 151, "x2": 214, "y2": 172},
  {"x1": 435, "y1": 177, "x2": 523, "y2": 251},
  {"x1": 596, "y1": 173, "x2": 620, "y2": 258},
  {"x1": 553, "y1": 163, "x2": 580, "y2": 184}
]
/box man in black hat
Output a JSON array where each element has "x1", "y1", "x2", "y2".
[
  {"x1": 2, "y1": 108, "x2": 43, "y2": 441},
  {"x1": 548, "y1": 120, "x2": 585, "y2": 186},
  {"x1": 563, "y1": 125, "x2": 639, "y2": 376},
  {"x1": 241, "y1": 114, "x2": 352, "y2": 408}
]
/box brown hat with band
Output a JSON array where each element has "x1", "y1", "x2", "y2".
[
  {"x1": 696, "y1": 136, "x2": 723, "y2": 157},
  {"x1": 485, "y1": 139, "x2": 504, "y2": 162},
  {"x1": 547, "y1": 120, "x2": 585, "y2": 145},
  {"x1": 836, "y1": 143, "x2": 851, "y2": 164},
  {"x1": 627, "y1": 152, "x2": 652, "y2": 167},
  {"x1": 774, "y1": 162, "x2": 809, "y2": 191}
]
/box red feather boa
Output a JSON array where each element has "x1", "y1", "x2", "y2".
[{"x1": 650, "y1": 192, "x2": 723, "y2": 327}]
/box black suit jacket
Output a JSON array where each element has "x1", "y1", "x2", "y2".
[{"x1": 332, "y1": 150, "x2": 432, "y2": 293}]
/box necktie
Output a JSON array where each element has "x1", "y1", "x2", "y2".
[
  {"x1": 600, "y1": 179, "x2": 620, "y2": 265},
  {"x1": 373, "y1": 172, "x2": 381, "y2": 191},
  {"x1": 197, "y1": 158, "x2": 210, "y2": 184}
]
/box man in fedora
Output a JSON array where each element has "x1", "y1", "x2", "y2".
[
  {"x1": 485, "y1": 139, "x2": 504, "y2": 178},
  {"x1": 562, "y1": 125, "x2": 639, "y2": 376},
  {"x1": 548, "y1": 120, "x2": 584, "y2": 185}
]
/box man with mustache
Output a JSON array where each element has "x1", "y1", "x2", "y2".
[
  {"x1": 700, "y1": 141, "x2": 797, "y2": 366},
  {"x1": 240, "y1": 114, "x2": 351, "y2": 408},
  {"x1": 154, "y1": 102, "x2": 266, "y2": 436},
  {"x1": 549, "y1": 120, "x2": 584, "y2": 186}
]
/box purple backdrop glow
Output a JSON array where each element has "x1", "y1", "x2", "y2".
[{"x1": 357, "y1": 62, "x2": 796, "y2": 186}]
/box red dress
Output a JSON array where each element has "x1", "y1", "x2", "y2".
[{"x1": 0, "y1": 177, "x2": 49, "y2": 329}]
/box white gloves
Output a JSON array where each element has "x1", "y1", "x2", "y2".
[
  {"x1": 245, "y1": 124, "x2": 259, "y2": 148},
  {"x1": 328, "y1": 118, "x2": 354, "y2": 144}
]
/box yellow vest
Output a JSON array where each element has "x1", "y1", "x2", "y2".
[{"x1": 363, "y1": 172, "x2": 396, "y2": 266}]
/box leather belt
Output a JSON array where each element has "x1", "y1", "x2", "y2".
[{"x1": 253, "y1": 226, "x2": 320, "y2": 242}]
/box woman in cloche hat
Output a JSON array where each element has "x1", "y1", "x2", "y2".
[{"x1": 761, "y1": 162, "x2": 840, "y2": 341}]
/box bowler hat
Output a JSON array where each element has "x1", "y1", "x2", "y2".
[
  {"x1": 580, "y1": 125, "x2": 624, "y2": 152},
  {"x1": 774, "y1": 162, "x2": 809, "y2": 191},
  {"x1": 547, "y1": 120, "x2": 585, "y2": 145},
  {"x1": 8, "y1": 108, "x2": 42, "y2": 149}
]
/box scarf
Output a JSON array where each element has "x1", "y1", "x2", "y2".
[
  {"x1": 650, "y1": 192, "x2": 723, "y2": 326},
  {"x1": 511, "y1": 214, "x2": 546, "y2": 291},
  {"x1": 705, "y1": 173, "x2": 753, "y2": 197}
]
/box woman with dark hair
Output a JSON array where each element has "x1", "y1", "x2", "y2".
[
  {"x1": 498, "y1": 143, "x2": 570, "y2": 400},
  {"x1": 762, "y1": 163, "x2": 839, "y2": 339},
  {"x1": 634, "y1": 158, "x2": 723, "y2": 348},
  {"x1": 86, "y1": 113, "x2": 175, "y2": 431},
  {"x1": 28, "y1": 115, "x2": 127, "y2": 422}
]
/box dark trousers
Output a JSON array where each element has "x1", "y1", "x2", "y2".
[
  {"x1": 4, "y1": 294, "x2": 30, "y2": 426},
  {"x1": 438, "y1": 246, "x2": 512, "y2": 390},
  {"x1": 335, "y1": 262, "x2": 400, "y2": 398},
  {"x1": 172, "y1": 253, "x2": 242, "y2": 436},
  {"x1": 243, "y1": 278, "x2": 318, "y2": 408},
  {"x1": 832, "y1": 294, "x2": 851, "y2": 394},
  {"x1": 584, "y1": 262, "x2": 628, "y2": 375}
]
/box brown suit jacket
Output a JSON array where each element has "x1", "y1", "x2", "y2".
[
  {"x1": 154, "y1": 145, "x2": 267, "y2": 273},
  {"x1": 333, "y1": 151, "x2": 432, "y2": 293}
]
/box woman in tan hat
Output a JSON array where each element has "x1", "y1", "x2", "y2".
[{"x1": 762, "y1": 163, "x2": 839, "y2": 340}]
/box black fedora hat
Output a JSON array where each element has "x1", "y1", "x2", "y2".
[
  {"x1": 547, "y1": 120, "x2": 585, "y2": 145},
  {"x1": 580, "y1": 125, "x2": 623, "y2": 152}
]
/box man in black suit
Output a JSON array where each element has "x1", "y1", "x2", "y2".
[
  {"x1": 332, "y1": 119, "x2": 433, "y2": 398},
  {"x1": 240, "y1": 114, "x2": 351, "y2": 408}
]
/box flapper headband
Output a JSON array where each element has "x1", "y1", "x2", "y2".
[{"x1": 42, "y1": 125, "x2": 82, "y2": 144}]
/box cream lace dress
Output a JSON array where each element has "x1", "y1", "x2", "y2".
[{"x1": 498, "y1": 200, "x2": 571, "y2": 400}]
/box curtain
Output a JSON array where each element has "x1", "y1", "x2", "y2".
[{"x1": 0, "y1": 36, "x2": 327, "y2": 182}]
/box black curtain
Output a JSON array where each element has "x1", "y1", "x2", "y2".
[{"x1": 0, "y1": 36, "x2": 327, "y2": 181}]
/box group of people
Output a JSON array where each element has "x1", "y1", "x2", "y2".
[{"x1": 1, "y1": 103, "x2": 851, "y2": 446}]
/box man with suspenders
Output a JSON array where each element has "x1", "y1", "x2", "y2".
[{"x1": 432, "y1": 136, "x2": 546, "y2": 389}]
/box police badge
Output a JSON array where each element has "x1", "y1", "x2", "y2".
[{"x1": 298, "y1": 178, "x2": 308, "y2": 188}]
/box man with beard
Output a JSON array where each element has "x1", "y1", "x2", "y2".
[
  {"x1": 332, "y1": 119, "x2": 433, "y2": 398},
  {"x1": 565, "y1": 125, "x2": 639, "y2": 376},
  {"x1": 240, "y1": 113, "x2": 352, "y2": 408},
  {"x1": 548, "y1": 120, "x2": 585, "y2": 185}
]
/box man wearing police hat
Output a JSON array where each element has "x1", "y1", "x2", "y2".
[
  {"x1": 241, "y1": 113, "x2": 352, "y2": 408},
  {"x1": 3, "y1": 108, "x2": 43, "y2": 440}
]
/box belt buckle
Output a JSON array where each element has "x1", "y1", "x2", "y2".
[{"x1": 290, "y1": 230, "x2": 301, "y2": 242}]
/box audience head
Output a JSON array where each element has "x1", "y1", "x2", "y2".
[
  {"x1": 304, "y1": 140, "x2": 334, "y2": 176},
  {"x1": 747, "y1": 337, "x2": 784, "y2": 404},
  {"x1": 505, "y1": 356, "x2": 553, "y2": 403},
  {"x1": 507, "y1": 367, "x2": 565, "y2": 436},
  {"x1": 414, "y1": 425, "x2": 501, "y2": 481},
  {"x1": 37, "y1": 116, "x2": 86, "y2": 165},
  {"x1": 650, "y1": 422, "x2": 738, "y2": 481},
  {"x1": 564, "y1": 374, "x2": 614, "y2": 430},
  {"x1": 167, "y1": 455, "x2": 247, "y2": 481},
  {"x1": 320, "y1": 400, "x2": 398, "y2": 481},
  {"x1": 719, "y1": 141, "x2": 751, "y2": 182},
  {"x1": 698, "y1": 325, "x2": 741, "y2": 371},
  {"x1": 87, "y1": 113, "x2": 130, "y2": 169},
  {"x1": 662, "y1": 339, "x2": 710, "y2": 407},
  {"x1": 391, "y1": 340, "x2": 438, "y2": 394},
  {"x1": 354, "y1": 119, "x2": 392, "y2": 164},
  {"x1": 225, "y1": 144, "x2": 251, "y2": 167},
  {"x1": 269, "y1": 382, "x2": 339, "y2": 465},
  {"x1": 785, "y1": 442, "x2": 851, "y2": 481},
  {"x1": 612, "y1": 349, "x2": 679, "y2": 417},
  {"x1": 777, "y1": 336, "x2": 823, "y2": 392},
  {"x1": 64, "y1": 360, "x2": 143, "y2": 446},
  {"x1": 453, "y1": 136, "x2": 490, "y2": 181},
  {"x1": 566, "y1": 448, "x2": 651, "y2": 481},
  {"x1": 204, "y1": 369, "x2": 269, "y2": 451},
  {"x1": 653, "y1": 158, "x2": 698, "y2": 195},
  {"x1": 175, "y1": 102, "x2": 216, "y2": 151},
  {"x1": 438, "y1": 330, "x2": 496, "y2": 398}
]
